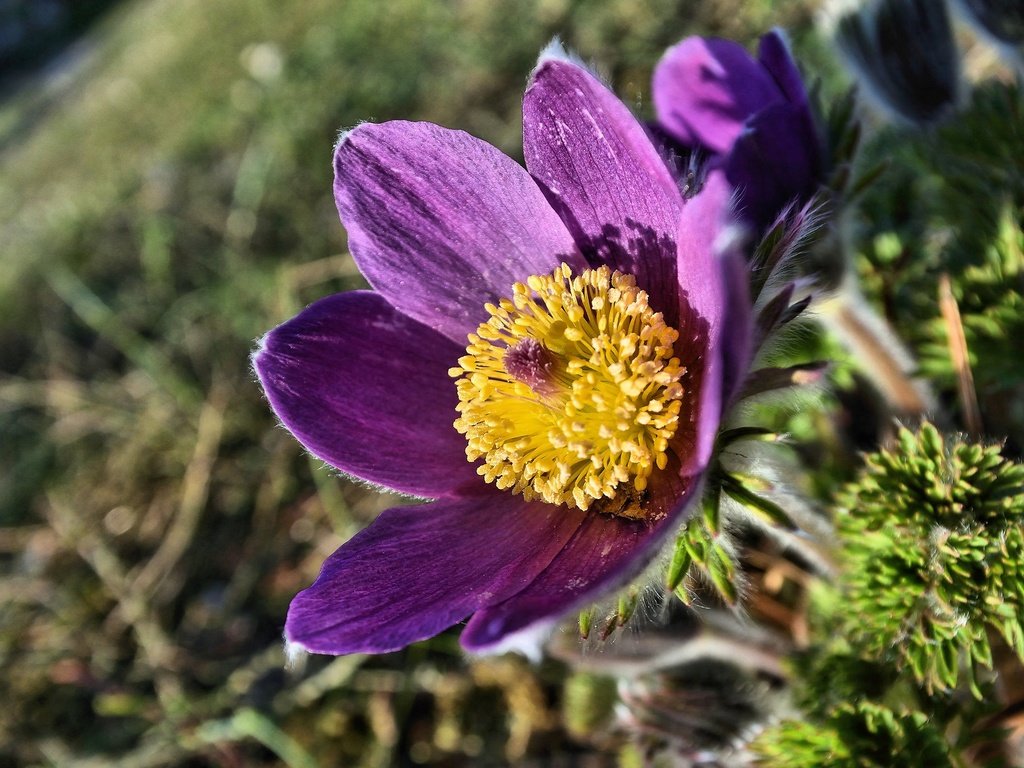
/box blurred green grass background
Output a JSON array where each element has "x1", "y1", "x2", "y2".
[{"x1": 0, "y1": 1, "x2": 819, "y2": 765}]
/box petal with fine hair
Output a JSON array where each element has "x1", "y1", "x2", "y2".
[
  {"x1": 675, "y1": 173, "x2": 752, "y2": 471},
  {"x1": 334, "y1": 121, "x2": 583, "y2": 345},
  {"x1": 255, "y1": 290, "x2": 481, "y2": 498},
  {"x1": 725, "y1": 102, "x2": 820, "y2": 231},
  {"x1": 285, "y1": 493, "x2": 588, "y2": 654},
  {"x1": 460, "y1": 475, "x2": 699, "y2": 653},
  {"x1": 523, "y1": 58, "x2": 683, "y2": 320}
]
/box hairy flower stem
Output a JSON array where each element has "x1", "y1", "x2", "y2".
[{"x1": 816, "y1": 280, "x2": 942, "y2": 424}]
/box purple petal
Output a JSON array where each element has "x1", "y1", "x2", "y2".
[
  {"x1": 725, "y1": 102, "x2": 820, "y2": 231},
  {"x1": 757, "y1": 30, "x2": 809, "y2": 106},
  {"x1": 653, "y1": 37, "x2": 784, "y2": 154},
  {"x1": 255, "y1": 290, "x2": 482, "y2": 498},
  {"x1": 460, "y1": 476, "x2": 700, "y2": 653},
  {"x1": 675, "y1": 173, "x2": 752, "y2": 470},
  {"x1": 286, "y1": 493, "x2": 588, "y2": 654},
  {"x1": 523, "y1": 58, "x2": 683, "y2": 320},
  {"x1": 334, "y1": 121, "x2": 583, "y2": 345}
]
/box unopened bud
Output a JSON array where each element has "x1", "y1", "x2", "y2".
[
  {"x1": 835, "y1": 0, "x2": 962, "y2": 125},
  {"x1": 578, "y1": 607, "x2": 595, "y2": 640}
]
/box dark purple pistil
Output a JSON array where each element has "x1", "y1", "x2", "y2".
[{"x1": 503, "y1": 338, "x2": 559, "y2": 395}]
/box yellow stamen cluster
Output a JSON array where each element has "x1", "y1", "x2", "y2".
[{"x1": 450, "y1": 263, "x2": 685, "y2": 515}]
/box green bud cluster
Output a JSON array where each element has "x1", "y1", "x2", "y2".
[
  {"x1": 921, "y1": 208, "x2": 1024, "y2": 394},
  {"x1": 751, "y1": 424, "x2": 1024, "y2": 765},
  {"x1": 750, "y1": 702, "x2": 953, "y2": 768},
  {"x1": 665, "y1": 509, "x2": 740, "y2": 607},
  {"x1": 834, "y1": 423, "x2": 1024, "y2": 695}
]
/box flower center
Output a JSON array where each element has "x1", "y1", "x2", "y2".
[{"x1": 450, "y1": 263, "x2": 685, "y2": 516}]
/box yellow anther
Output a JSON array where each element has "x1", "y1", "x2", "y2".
[{"x1": 450, "y1": 263, "x2": 686, "y2": 517}]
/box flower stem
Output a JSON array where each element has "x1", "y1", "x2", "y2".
[{"x1": 817, "y1": 280, "x2": 940, "y2": 421}]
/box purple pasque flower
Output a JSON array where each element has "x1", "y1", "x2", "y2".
[
  {"x1": 653, "y1": 30, "x2": 822, "y2": 231},
  {"x1": 254, "y1": 50, "x2": 752, "y2": 657}
]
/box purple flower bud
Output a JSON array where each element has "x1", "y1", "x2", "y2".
[{"x1": 652, "y1": 30, "x2": 824, "y2": 233}]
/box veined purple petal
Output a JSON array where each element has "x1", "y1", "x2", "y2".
[
  {"x1": 725, "y1": 102, "x2": 821, "y2": 231},
  {"x1": 334, "y1": 121, "x2": 583, "y2": 345},
  {"x1": 255, "y1": 290, "x2": 482, "y2": 498},
  {"x1": 286, "y1": 493, "x2": 588, "y2": 654},
  {"x1": 675, "y1": 173, "x2": 752, "y2": 470},
  {"x1": 652, "y1": 37, "x2": 784, "y2": 154},
  {"x1": 757, "y1": 29, "x2": 808, "y2": 106},
  {"x1": 460, "y1": 476, "x2": 700, "y2": 653},
  {"x1": 523, "y1": 57, "x2": 683, "y2": 320}
]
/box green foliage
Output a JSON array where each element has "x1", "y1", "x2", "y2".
[
  {"x1": 788, "y1": 584, "x2": 898, "y2": 720},
  {"x1": 751, "y1": 702, "x2": 953, "y2": 768},
  {"x1": 853, "y1": 81, "x2": 1024, "y2": 441},
  {"x1": 666, "y1": 504, "x2": 741, "y2": 606},
  {"x1": 856, "y1": 80, "x2": 1024, "y2": 284},
  {"x1": 834, "y1": 423, "x2": 1024, "y2": 695},
  {"x1": 920, "y1": 207, "x2": 1024, "y2": 392},
  {"x1": 908, "y1": 80, "x2": 1024, "y2": 273},
  {"x1": 748, "y1": 429, "x2": 1024, "y2": 765},
  {"x1": 665, "y1": 467, "x2": 811, "y2": 609}
]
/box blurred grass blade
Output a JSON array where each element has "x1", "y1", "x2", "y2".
[
  {"x1": 196, "y1": 708, "x2": 319, "y2": 768},
  {"x1": 45, "y1": 265, "x2": 201, "y2": 409}
]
